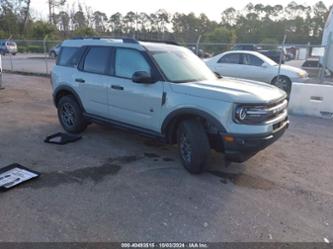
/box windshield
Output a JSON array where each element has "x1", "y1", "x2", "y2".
[
  {"x1": 151, "y1": 47, "x2": 217, "y2": 83},
  {"x1": 256, "y1": 52, "x2": 278, "y2": 66},
  {"x1": 7, "y1": 41, "x2": 16, "y2": 46}
]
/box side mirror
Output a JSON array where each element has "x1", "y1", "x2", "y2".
[
  {"x1": 132, "y1": 71, "x2": 154, "y2": 84},
  {"x1": 214, "y1": 72, "x2": 223, "y2": 79},
  {"x1": 262, "y1": 62, "x2": 269, "y2": 68}
]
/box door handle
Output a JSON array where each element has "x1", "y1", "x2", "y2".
[
  {"x1": 111, "y1": 85, "x2": 124, "y2": 90},
  {"x1": 75, "y1": 78, "x2": 85, "y2": 83}
]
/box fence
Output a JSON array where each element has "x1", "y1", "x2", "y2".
[{"x1": 1, "y1": 38, "x2": 332, "y2": 84}]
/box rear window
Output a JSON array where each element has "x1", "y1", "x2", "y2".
[{"x1": 57, "y1": 47, "x2": 81, "y2": 67}]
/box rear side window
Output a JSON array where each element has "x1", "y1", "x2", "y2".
[
  {"x1": 115, "y1": 48, "x2": 151, "y2": 78},
  {"x1": 218, "y1": 53, "x2": 241, "y2": 64},
  {"x1": 83, "y1": 47, "x2": 111, "y2": 74},
  {"x1": 57, "y1": 47, "x2": 80, "y2": 67}
]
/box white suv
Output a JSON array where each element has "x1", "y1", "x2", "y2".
[{"x1": 51, "y1": 38, "x2": 289, "y2": 174}]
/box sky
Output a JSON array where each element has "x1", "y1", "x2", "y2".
[{"x1": 30, "y1": 0, "x2": 333, "y2": 21}]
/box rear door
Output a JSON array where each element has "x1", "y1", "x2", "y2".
[
  {"x1": 213, "y1": 53, "x2": 242, "y2": 78},
  {"x1": 74, "y1": 46, "x2": 112, "y2": 117}
]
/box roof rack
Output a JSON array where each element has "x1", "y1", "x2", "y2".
[
  {"x1": 70, "y1": 36, "x2": 139, "y2": 44},
  {"x1": 140, "y1": 39, "x2": 179, "y2": 46},
  {"x1": 122, "y1": 38, "x2": 139, "y2": 44},
  {"x1": 69, "y1": 37, "x2": 178, "y2": 46}
]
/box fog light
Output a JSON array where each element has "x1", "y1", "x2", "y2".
[{"x1": 223, "y1": 135, "x2": 235, "y2": 143}]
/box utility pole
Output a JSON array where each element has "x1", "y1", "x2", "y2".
[
  {"x1": 0, "y1": 54, "x2": 4, "y2": 90},
  {"x1": 48, "y1": 0, "x2": 52, "y2": 23},
  {"x1": 277, "y1": 34, "x2": 287, "y2": 79},
  {"x1": 195, "y1": 35, "x2": 202, "y2": 56}
]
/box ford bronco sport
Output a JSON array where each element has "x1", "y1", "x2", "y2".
[{"x1": 51, "y1": 38, "x2": 289, "y2": 174}]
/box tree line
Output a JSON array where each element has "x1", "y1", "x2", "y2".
[{"x1": 0, "y1": 0, "x2": 331, "y2": 44}]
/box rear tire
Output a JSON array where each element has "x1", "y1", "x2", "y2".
[
  {"x1": 57, "y1": 95, "x2": 88, "y2": 134},
  {"x1": 272, "y1": 76, "x2": 292, "y2": 96},
  {"x1": 177, "y1": 119, "x2": 210, "y2": 174}
]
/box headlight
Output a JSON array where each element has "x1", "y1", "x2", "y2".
[
  {"x1": 234, "y1": 100, "x2": 288, "y2": 124},
  {"x1": 235, "y1": 107, "x2": 248, "y2": 121},
  {"x1": 297, "y1": 71, "x2": 307, "y2": 78},
  {"x1": 235, "y1": 106, "x2": 268, "y2": 123}
]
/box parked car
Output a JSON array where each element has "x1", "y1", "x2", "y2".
[
  {"x1": 49, "y1": 43, "x2": 62, "y2": 58},
  {"x1": 232, "y1": 44, "x2": 259, "y2": 51},
  {"x1": 205, "y1": 50, "x2": 308, "y2": 95},
  {"x1": 260, "y1": 50, "x2": 285, "y2": 64},
  {"x1": 188, "y1": 46, "x2": 212, "y2": 58},
  {"x1": 302, "y1": 58, "x2": 331, "y2": 77},
  {"x1": 0, "y1": 40, "x2": 17, "y2": 55},
  {"x1": 51, "y1": 38, "x2": 289, "y2": 174},
  {"x1": 232, "y1": 44, "x2": 286, "y2": 64}
]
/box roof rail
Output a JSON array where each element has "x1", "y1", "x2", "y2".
[
  {"x1": 140, "y1": 39, "x2": 179, "y2": 46},
  {"x1": 69, "y1": 37, "x2": 179, "y2": 46},
  {"x1": 70, "y1": 36, "x2": 141, "y2": 44},
  {"x1": 122, "y1": 38, "x2": 139, "y2": 44},
  {"x1": 71, "y1": 36, "x2": 102, "y2": 40}
]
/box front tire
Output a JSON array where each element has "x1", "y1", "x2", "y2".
[
  {"x1": 272, "y1": 76, "x2": 292, "y2": 96},
  {"x1": 57, "y1": 95, "x2": 88, "y2": 134},
  {"x1": 177, "y1": 119, "x2": 210, "y2": 174}
]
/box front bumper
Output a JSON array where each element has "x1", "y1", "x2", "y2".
[
  {"x1": 220, "y1": 119, "x2": 289, "y2": 163},
  {"x1": 290, "y1": 76, "x2": 309, "y2": 83}
]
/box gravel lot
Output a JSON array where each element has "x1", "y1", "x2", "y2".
[{"x1": 0, "y1": 74, "x2": 332, "y2": 242}]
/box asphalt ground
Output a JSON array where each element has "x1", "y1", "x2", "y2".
[{"x1": 0, "y1": 74, "x2": 332, "y2": 242}]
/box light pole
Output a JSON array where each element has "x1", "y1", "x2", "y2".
[{"x1": 0, "y1": 54, "x2": 4, "y2": 90}]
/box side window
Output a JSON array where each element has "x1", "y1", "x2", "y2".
[
  {"x1": 243, "y1": 54, "x2": 264, "y2": 67},
  {"x1": 57, "y1": 47, "x2": 80, "y2": 67},
  {"x1": 115, "y1": 48, "x2": 151, "y2": 78},
  {"x1": 218, "y1": 53, "x2": 241, "y2": 64},
  {"x1": 83, "y1": 47, "x2": 111, "y2": 74}
]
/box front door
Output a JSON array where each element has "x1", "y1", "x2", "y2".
[
  {"x1": 108, "y1": 48, "x2": 164, "y2": 132},
  {"x1": 237, "y1": 53, "x2": 272, "y2": 83}
]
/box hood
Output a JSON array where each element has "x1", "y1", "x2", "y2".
[
  {"x1": 170, "y1": 77, "x2": 287, "y2": 104},
  {"x1": 279, "y1": 64, "x2": 308, "y2": 76}
]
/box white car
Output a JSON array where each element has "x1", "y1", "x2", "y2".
[
  {"x1": 205, "y1": 51, "x2": 308, "y2": 94},
  {"x1": 51, "y1": 38, "x2": 289, "y2": 174}
]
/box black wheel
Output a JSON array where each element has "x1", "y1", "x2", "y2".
[
  {"x1": 12, "y1": 53, "x2": 16, "y2": 56},
  {"x1": 272, "y1": 76, "x2": 292, "y2": 96},
  {"x1": 57, "y1": 95, "x2": 88, "y2": 134},
  {"x1": 49, "y1": 51, "x2": 56, "y2": 59},
  {"x1": 177, "y1": 119, "x2": 210, "y2": 174}
]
